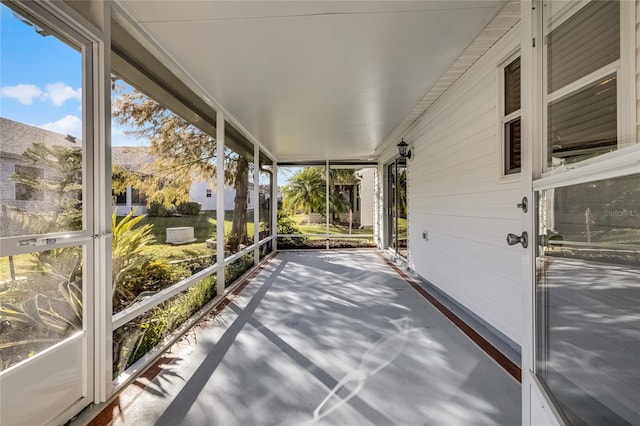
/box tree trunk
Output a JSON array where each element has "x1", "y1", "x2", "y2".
[{"x1": 229, "y1": 156, "x2": 249, "y2": 252}]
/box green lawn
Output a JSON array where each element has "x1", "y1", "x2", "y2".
[
  {"x1": 291, "y1": 213, "x2": 374, "y2": 235},
  {"x1": 136, "y1": 210, "x2": 257, "y2": 260}
]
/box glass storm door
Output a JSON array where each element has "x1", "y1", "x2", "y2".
[
  {"x1": 0, "y1": 3, "x2": 95, "y2": 425},
  {"x1": 387, "y1": 158, "x2": 408, "y2": 258},
  {"x1": 532, "y1": 1, "x2": 639, "y2": 424}
]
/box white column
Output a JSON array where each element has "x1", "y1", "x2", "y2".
[
  {"x1": 325, "y1": 160, "x2": 329, "y2": 249},
  {"x1": 253, "y1": 143, "x2": 260, "y2": 265},
  {"x1": 92, "y1": 0, "x2": 112, "y2": 403},
  {"x1": 272, "y1": 163, "x2": 278, "y2": 251},
  {"x1": 216, "y1": 111, "x2": 225, "y2": 295}
]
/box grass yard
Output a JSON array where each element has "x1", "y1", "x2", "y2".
[
  {"x1": 135, "y1": 210, "x2": 257, "y2": 261},
  {"x1": 0, "y1": 253, "x2": 40, "y2": 282},
  {"x1": 291, "y1": 213, "x2": 374, "y2": 235}
]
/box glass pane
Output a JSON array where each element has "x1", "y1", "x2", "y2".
[
  {"x1": 259, "y1": 151, "x2": 273, "y2": 240},
  {"x1": 505, "y1": 118, "x2": 521, "y2": 174},
  {"x1": 113, "y1": 273, "x2": 217, "y2": 377},
  {"x1": 547, "y1": 75, "x2": 616, "y2": 169},
  {"x1": 225, "y1": 252, "x2": 254, "y2": 288},
  {"x1": 547, "y1": 0, "x2": 619, "y2": 94},
  {"x1": 111, "y1": 79, "x2": 217, "y2": 314},
  {"x1": 224, "y1": 140, "x2": 253, "y2": 256},
  {"x1": 0, "y1": 4, "x2": 84, "y2": 237},
  {"x1": 326, "y1": 165, "x2": 375, "y2": 248},
  {"x1": 536, "y1": 173, "x2": 640, "y2": 425},
  {"x1": 397, "y1": 159, "x2": 408, "y2": 258},
  {"x1": 0, "y1": 246, "x2": 84, "y2": 371},
  {"x1": 504, "y1": 57, "x2": 521, "y2": 115},
  {"x1": 278, "y1": 165, "x2": 327, "y2": 249}
]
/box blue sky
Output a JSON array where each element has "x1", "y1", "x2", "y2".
[{"x1": 1, "y1": 4, "x2": 141, "y2": 146}]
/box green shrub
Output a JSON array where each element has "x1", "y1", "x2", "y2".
[
  {"x1": 277, "y1": 211, "x2": 307, "y2": 246},
  {"x1": 147, "y1": 202, "x2": 171, "y2": 217},
  {"x1": 176, "y1": 202, "x2": 201, "y2": 216},
  {"x1": 112, "y1": 209, "x2": 156, "y2": 309},
  {"x1": 112, "y1": 274, "x2": 217, "y2": 377}
]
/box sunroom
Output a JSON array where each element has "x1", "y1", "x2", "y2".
[{"x1": 0, "y1": 1, "x2": 638, "y2": 425}]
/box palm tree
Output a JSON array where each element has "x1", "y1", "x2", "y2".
[{"x1": 283, "y1": 167, "x2": 325, "y2": 224}]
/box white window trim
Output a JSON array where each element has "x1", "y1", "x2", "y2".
[
  {"x1": 541, "y1": 0, "x2": 637, "y2": 176},
  {"x1": 497, "y1": 49, "x2": 522, "y2": 183}
]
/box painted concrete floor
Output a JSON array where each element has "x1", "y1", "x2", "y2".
[{"x1": 96, "y1": 251, "x2": 521, "y2": 425}]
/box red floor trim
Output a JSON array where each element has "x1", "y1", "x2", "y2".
[{"x1": 379, "y1": 254, "x2": 522, "y2": 383}]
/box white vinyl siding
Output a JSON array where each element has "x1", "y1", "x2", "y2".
[
  {"x1": 390, "y1": 25, "x2": 523, "y2": 345},
  {"x1": 637, "y1": 0, "x2": 640, "y2": 138}
]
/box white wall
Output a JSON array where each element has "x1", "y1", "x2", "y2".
[
  {"x1": 359, "y1": 168, "x2": 375, "y2": 227},
  {"x1": 637, "y1": 0, "x2": 640, "y2": 139},
  {"x1": 380, "y1": 25, "x2": 523, "y2": 346},
  {"x1": 189, "y1": 181, "x2": 254, "y2": 211}
]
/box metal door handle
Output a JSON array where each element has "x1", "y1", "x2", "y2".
[
  {"x1": 517, "y1": 197, "x2": 528, "y2": 213},
  {"x1": 506, "y1": 232, "x2": 528, "y2": 248}
]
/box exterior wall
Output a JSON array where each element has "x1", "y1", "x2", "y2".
[
  {"x1": 189, "y1": 182, "x2": 239, "y2": 211},
  {"x1": 637, "y1": 0, "x2": 640, "y2": 138},
  {"x1": 359, "y1": 168, "x2": 375, "y2": 227},
  {"x1": 381, "y1": 25, "x2": 522, "y2": 345}
]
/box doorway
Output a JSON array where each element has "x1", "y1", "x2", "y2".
[{"x1": 387, "y1": 158, "x2": 408, "y2": 258}]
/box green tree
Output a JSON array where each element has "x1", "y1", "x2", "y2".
[
  {"x1": 326, "y1": 169, "x2": 356, "y2": 223},
  {"x1": 112, "y1": 81, "x2": 251, "y2": 251},
  {"x1": 282, "y1": 168, "x2": 325, "y2": 224},
  {"x1": 12, "y1": 143, "x2": 82, "y2": 231}
]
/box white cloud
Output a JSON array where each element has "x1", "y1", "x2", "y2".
[
  {"x1": 39, "y1": 115, "x2": 82, "y2": 137},
  {"x1": 43, "y1": 82, "x2": 81, "y2": 106},
  {"x1": 1, "y1": 84, "x2": 42, "y2": 105}
]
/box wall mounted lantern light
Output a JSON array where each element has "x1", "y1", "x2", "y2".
[{"x1": 397, "y1": 138, "x2": 412, "y2": 159}]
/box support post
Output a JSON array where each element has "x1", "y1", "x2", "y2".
[
  {"x1": 272, "y1": 163, "x2": 278, "y2": 251},
  {"x1": 326, "y1": 160, "x2": 330, "y2": 249},
  {"x1": 216, "y1": 111, "x2": 225, "y2": 295},
  {"x1": 254, "y1": 143, "x2": 260, "y2": 265}
]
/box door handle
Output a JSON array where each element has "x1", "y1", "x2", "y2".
[
  {"x1": 517, "y1": 196, "x2": 528, "y2": 213},
  {"x1": 506, "y1": 232, "x2": 528, "y2": 248}
]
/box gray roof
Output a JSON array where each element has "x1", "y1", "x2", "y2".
[
  {"x1": 111, "y1": 146, "x2": 152, "y2": 169},
  {"x1": 0, "y1": 117, "x2": 152, "y2": 168},
  {"x1": 0, "y1": 117, "x2": 82, "y2": 158}
]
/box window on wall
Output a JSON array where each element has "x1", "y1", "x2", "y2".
[
  {"x1": 544, "y1": 0, "x2": 624, "y2": 170},
  {"x1": 206, "y1": 188, "x2": 212, "y2": 198},
  {"x1": 502, "y1": 56, "x2": 521, "y2": 176}
]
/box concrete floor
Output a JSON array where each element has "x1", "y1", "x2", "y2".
[{"x1": 96, "y1": 251, "x2": 521, "y2": 426}]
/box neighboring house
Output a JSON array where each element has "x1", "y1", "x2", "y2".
[
  {"x1": 112, "y1": 146, "x2": 261, "y2": 215},
  {"x1": 357, "y1": 168, "x2": 375, "y2": 228},
  {"x1": 0, "y1": 116, "x2": 82, "y2": 218}
]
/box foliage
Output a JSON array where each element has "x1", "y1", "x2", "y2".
[
  {"x1": 282, "y1": 167, "x2": 325, "y2": 223},
  {"x1": 11, "y1": 142, "x2": 82, "y2": 232},
  {"x1": 147, "y1": 202, "x2": 172, "y2": 217},
  {"x1": 225, "y1": 253, "x2": 254, "y2": 287},
  {"x1": 111, "y1": 209, "x2": 156, "y2": 308},
  {"x1": 113, "y1": 274, "x2": 217, "y2": 377},
  {"x1": 0, "y1": 247, "x2": 83, "y2": 369},
  {"x1": 276, "y1": 211, "x2": 307, "y2": 246},
  {"x1": 176, "y1": 202, "x2": 202, "y2": 216},
  {"x1": 112, "y1": 80, "x2": 250, "y2": 252}
]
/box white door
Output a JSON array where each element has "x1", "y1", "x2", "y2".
[
  {"x1": 523, "y1": 1, "x2": 639, "y2": 424},
  {"x1": 0, "y1": 3, "x2": 97, "y2": 424}
]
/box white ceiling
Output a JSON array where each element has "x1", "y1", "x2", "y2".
[{"x1": 115, "y1": 1, "x2": 506, "y2": 162}]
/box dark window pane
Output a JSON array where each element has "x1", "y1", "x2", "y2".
[
  {"x1": 547, "y1": 75, "x2": 617, "y2": 168},
  {"x1": 547, "y1": 0, "x2": 619, "y2": 93},
  {"x1": 505, "y1": 118, "x2": 521, "y2": 174},
  {"x1": 536, "y1": 173, "x2": 640, "y2": 425},
  {"x1": 504, "y1": 57, "x2": 521, "y2": 115}
]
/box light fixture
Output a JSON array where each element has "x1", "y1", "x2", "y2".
[{"x1": 397, "y1": 138, "x2": 411, "y2": 159}]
